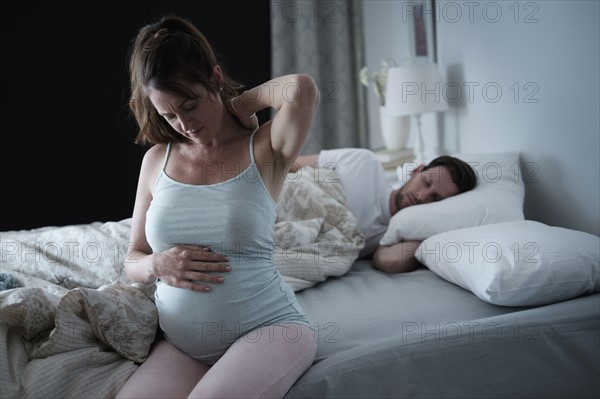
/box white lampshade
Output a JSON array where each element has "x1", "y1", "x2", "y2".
[{"x1": 385, "y1": 64, "x2": 448, "y2": 116}]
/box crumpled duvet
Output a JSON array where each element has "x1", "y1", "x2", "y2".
[
  {"x1": 0, "y1": 284, "x2": 157, "y2": 399},
  {"x1": 274, "y1": 167, "x2": 365, "y2": 290}
]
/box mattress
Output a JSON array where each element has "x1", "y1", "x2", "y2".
[{"x1": 287, "y1": 260, "x2": 600, "y2": 398}]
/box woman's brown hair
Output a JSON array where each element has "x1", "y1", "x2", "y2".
[{"x1": 128, "y1": 15, "x2": 243, "y2": 145}]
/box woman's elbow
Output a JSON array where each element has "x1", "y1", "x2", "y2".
[{"x1": 293, "y1": 74, "x2": 320, "y2": 108}]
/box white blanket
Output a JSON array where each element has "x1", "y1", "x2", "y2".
[{"x1": 0, "y1": 168, "x2": 364, "y2": 398}]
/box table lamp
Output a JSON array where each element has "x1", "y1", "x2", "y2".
[{"x1": 384, "y1": 64, "x2": 448, "y2": 163}]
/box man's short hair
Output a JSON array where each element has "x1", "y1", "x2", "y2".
[{"x1": 423, "y1": 155, "x2": 477, "y2": 194}]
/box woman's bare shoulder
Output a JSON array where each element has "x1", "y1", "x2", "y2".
[
  {"x1": 137, "y1": 143, "x2": 169, "y2": 187},
  {"x1": 139, "y1": 143, "x2": 168, "y2": 169}
]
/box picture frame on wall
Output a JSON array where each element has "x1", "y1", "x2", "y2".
[{"x1": 406, "y1": 0, "x2": 436, "y2": 64}]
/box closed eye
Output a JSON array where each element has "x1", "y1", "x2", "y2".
[
  {"x1": 182, "y1": 102, "x2": 197, "y2": 112},
  {"x1": 159, "y1": 99, "x2": 199, "y2": 121}
]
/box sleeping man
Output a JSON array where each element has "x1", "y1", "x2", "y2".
[{"x1": 290, "y1": 148, "x2": 477, "y2": 274}]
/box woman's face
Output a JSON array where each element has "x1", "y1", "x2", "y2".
[{"x1": 149, "y1": 82, "x2": 223, "y2": 143}]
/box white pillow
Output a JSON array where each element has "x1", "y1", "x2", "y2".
[
  {"x1": 380, "y1": 152, "x2": 525, "y2": 245},
  {"x1": 415, "y1": 220, "x2": 600, "y2": 306}
]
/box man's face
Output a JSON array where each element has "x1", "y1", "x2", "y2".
[{"x1": 390, "y1": 165, "x2": 460, "y2": 216}]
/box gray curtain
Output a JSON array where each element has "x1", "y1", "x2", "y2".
[{"x1": 271, "y1": 0, "x2": 368, "y2": 154}]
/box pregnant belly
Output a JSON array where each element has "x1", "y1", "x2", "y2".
[
  {"x1": 154, "y1": 276, "x2": 302, "y2": 364},
  {"x1": 155, "y1": 280, "x2": 267, "y2": 328}
]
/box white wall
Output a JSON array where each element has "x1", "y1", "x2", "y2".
[
  {"x1": 364, "y1": 0, "x2": 600, "y2": 236},
  {"x1": 363, "y1": 0, "x2": 413, "y2": 150}
]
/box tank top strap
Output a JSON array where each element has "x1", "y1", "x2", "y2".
[
  {"x1": 151, "y1": 143, "x2": 172, "y2": 194},
  {"x1": 163, "y1": 143, "x2": 172, "y2": 171},
  {"x1": 248, "y1": 126, "x2": 260, "y2": 164}
]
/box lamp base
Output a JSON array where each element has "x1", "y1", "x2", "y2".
[{"x1": 380, "y1": 107, "x2": 410, "y2": 150}]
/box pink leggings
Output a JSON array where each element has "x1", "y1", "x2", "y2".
[{"x1": 116, "y1": 324, "x2": 316, "y2": 399}]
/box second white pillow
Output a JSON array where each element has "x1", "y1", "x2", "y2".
[{"x1": 414, "y1": 220, "x2": 600, "y2": 306}]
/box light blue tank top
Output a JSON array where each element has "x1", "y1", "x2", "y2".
[{"x1": 146, "y1": 130, "x2": 311, "y2": 365}]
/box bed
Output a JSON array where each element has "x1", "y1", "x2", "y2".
[{"x1": 1, "y1": 152, "x2": 599, "y2": 398}]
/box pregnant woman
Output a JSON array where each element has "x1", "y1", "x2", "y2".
[{"x1": 117, "y1": 14, "x2": 319, "y2": 399}]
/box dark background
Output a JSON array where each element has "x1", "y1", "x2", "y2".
[{"x1": 1, "y1": 0, "x2": 271, "y2": 231}]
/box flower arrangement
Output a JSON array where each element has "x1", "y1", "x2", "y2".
[{"x1": 359, "y1": 58, "x2": 397, "y2": 106}]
